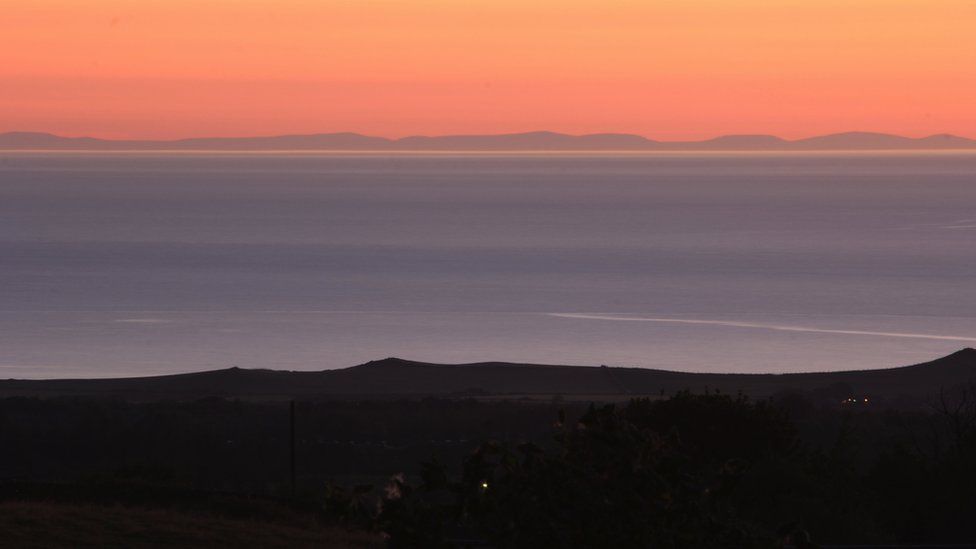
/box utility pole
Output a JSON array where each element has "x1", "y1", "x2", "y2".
[{"x1": 290, "y1": 399, "x2": 296, "y2": 497}]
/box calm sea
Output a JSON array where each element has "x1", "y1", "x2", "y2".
[{"x1": 2, "y1": 152, "x2": 975, "y2": 378}]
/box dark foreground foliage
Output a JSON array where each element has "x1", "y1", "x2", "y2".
[
  {"x1": 366, "y1": 389, "x2": 976, "y2": 547},
  {"x1": 375, "y1": 393, "x2": 790, "y2": 548},
  {"x1": 2, "y1": 385, "x2": 976, "y2": 547}
]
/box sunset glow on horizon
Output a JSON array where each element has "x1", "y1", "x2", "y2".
[{"x1": 2, "y1": 0, "x2": 975, "y2": 140}]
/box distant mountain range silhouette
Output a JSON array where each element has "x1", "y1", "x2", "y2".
[
  {"x1": 1, "y1": 130, "x2": 974, "y2": 151},
  {"x1": 2, "y1": 349, "x2": 974, "y2": 406}
]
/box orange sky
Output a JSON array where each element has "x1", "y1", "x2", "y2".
[{"x1": 2, "y1": 0, "x2": 974, "y2": 140}]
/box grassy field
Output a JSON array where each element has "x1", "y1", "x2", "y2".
[{"x1": 0, "y1": 501, "x2": 381, "y2": 548}]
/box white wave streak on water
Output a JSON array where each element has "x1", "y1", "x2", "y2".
[{"x1": 548, "y1": 313, "x2": 976, "y2": 343}]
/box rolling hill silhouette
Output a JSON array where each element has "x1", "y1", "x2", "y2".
[
  {"x1": 791, "y1": 131, "x2": 976, "y2": 150},
  {"x1": 395, "y1": 131, "x2": 657, "y2": 150},
  {"x1": 2, "y1": 130, "x2": 974, "y2": 151},
  {"x1": 2, "y1": 349, "x2": 974, "y2": 404}
]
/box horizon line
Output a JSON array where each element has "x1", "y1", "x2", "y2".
[
  {"x1": 3, "y1": 129, "x2": 975, "y2": 142},
  {"x1": 3, "y1": 129, "x2": 976, "y2": 153}
]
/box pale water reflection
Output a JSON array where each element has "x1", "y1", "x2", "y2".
[{"x1": 2, "y1": 152, "x2": 974, "y2": 378}]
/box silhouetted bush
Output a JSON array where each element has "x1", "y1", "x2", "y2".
[{"x1": 380, "y1": 394, "x2": 794, "y2": 547}]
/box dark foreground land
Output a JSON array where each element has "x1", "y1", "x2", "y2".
[
  {"x1": 2, "y1": 350, "x2": 975, "y2": 547},
  {"x1": 0, "y1": 500, "x2": 379, "y2": 548}
]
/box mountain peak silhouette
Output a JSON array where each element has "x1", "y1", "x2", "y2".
[{"x1": 2, "y1": 130, "x2": 974, "y2": 151}]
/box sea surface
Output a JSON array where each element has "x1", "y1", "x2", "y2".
[{"x1": 2, "y1": 151, "x2": 975, "y2": 378}]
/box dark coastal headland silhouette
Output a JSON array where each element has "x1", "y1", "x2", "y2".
[
  {"x1": 3, "y1": 348, "x2": 975, "y2": 405},
  {"x1": 2, "y1": 130, "x2": 975, "y2": 151}
]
